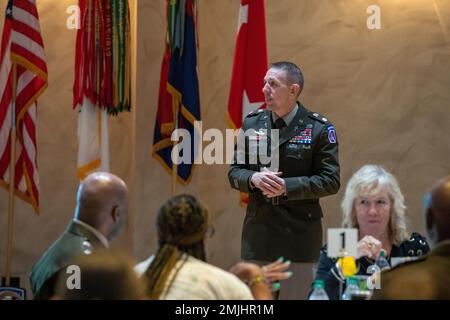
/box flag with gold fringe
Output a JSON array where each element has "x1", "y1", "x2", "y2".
[
  {"x1": 73, "y1": 0, "x2": 131, "y2": 179},
  {"x1": 153, "y1": 0, "x2": 200, "y2": 184},
  {"x1": 0, "y1": 0, "x2": 48, "y2": 214}
]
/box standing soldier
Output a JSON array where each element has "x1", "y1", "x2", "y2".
[{"x1": 228, "y1": 61, "x2": 340, "y2": 299}]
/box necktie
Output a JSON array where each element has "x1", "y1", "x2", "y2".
[{"x1": 273, "y1": 118, "x2": 286, "y2": 130}]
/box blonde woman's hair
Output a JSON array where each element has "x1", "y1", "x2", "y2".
[{"x1": 341, "y1": 165, "x2": 410, "y2": 246}]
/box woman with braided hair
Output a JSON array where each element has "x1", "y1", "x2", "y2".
[{"x1": 135, "y1": 194, "x2": 278, "y2": 300}]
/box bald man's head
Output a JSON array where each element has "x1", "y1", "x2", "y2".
[
  {"x1": 75, "y1": 172, "x2": 128, "y2": 240},
  {"x1": 424, "y1": 176, "x2": 450, "y2": 245}
]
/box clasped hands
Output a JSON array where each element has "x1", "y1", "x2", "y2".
[
  {"x1": 250, "y1": 167, "x2": 286, "y2": 198},
  {"x1": 356, "y1": 235, "x2": 383, "y2": 259}
]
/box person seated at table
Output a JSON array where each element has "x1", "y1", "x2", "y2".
[
  {"x1": 135, "y1": 195, "x2": 291, "y2": 300},
  {"x1": 311, "y1": 165, "x2": 430, "y2": 300}
]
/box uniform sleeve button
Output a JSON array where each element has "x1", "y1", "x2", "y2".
[{"x1": 308, "y1": 213, "x2": 312, "y2": 218}]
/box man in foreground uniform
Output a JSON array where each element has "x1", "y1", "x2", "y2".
[
  {"x1": 29, "y1": 172, "x2": 128, "y2": 299},
  {"x1": 372, "y1": 175, "x2": 450, "y2": 300}
]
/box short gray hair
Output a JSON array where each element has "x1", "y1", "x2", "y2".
[{"x1": 341, "y1": 165, "x2": 410, "y2": 246}]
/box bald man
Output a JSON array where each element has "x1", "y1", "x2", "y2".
[
  {"x1": 29, "y1": 172, "x2": 128, "y2": 299},
  {"x1": 372, "y1": 176, "x2": 450, "y2": 299}
]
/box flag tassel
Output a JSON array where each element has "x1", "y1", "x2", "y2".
[{"x1": 5, "y1": 63, "x2": 17, "y2": 286}]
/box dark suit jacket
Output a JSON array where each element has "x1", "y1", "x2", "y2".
[
  {"x1": 372, "y1": 240, "x2": 450, "y2": 300},
  {"x1": 29, "y1": 220, "x2": 107, "y2": 299},
  {"x1": 228, "y1": 102, "x2": 340, "y2": 262}
]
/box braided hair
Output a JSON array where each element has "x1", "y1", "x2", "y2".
[{"x1": 144, "y1": 195, "x2": 209, "y2": 299}]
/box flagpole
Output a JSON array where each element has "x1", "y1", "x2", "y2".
[
  {"x1": 5, "y1": 63, "x2": 17, "y2": 286},
  {"x1": 172, "y1": 151, "x2": 177, "y2": 196},
  {"x1": 172, "y1": 106, "x2": 179, "y2": 196}
]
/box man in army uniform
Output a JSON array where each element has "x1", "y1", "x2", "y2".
[
  {"x1": 29, "y1": 172, "x2": 128, "y2": 299},
  {"x1": 228, "y1": 61, "x2": 340, "y2": 299},
  {"x1": 372, "y1": 176, "x2": 450, "y2": 299}
]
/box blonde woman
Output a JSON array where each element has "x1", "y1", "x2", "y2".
[{"x1": 311, "y1": 165, "x2": 430, "y2": 300}]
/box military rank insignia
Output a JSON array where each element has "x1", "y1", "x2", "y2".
[
  {"x1": 327, "y1": 125, "x2": 337, "y2": 144},
  {"x1": 249, "y1": 130, "x2": 267, "y2": 142},
  {"x1": 82, "y1": 240, "x2": 94, "y2": 255}
]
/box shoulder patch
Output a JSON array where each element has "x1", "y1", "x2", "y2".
[
  {"x1": 246, "y1": 108, "x2": 264, "y2": 118},
  {"x1": 326, "y1": 125, "x2": 337, "y2": 144}
]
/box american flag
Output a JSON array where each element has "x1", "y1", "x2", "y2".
[{"x1": 0, "y1": 0, "x2": 47, "y2": 214}]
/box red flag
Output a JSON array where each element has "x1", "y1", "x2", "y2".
[
  {"x1": 0, "y1": 0, "x2": 48, "y2": 214},
  {"x1": 227, "y1": 0, "x2": 268, "y2": 129},
  {"x1": 227, "y1": 0, "x2": 268, "y2": 205}
]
